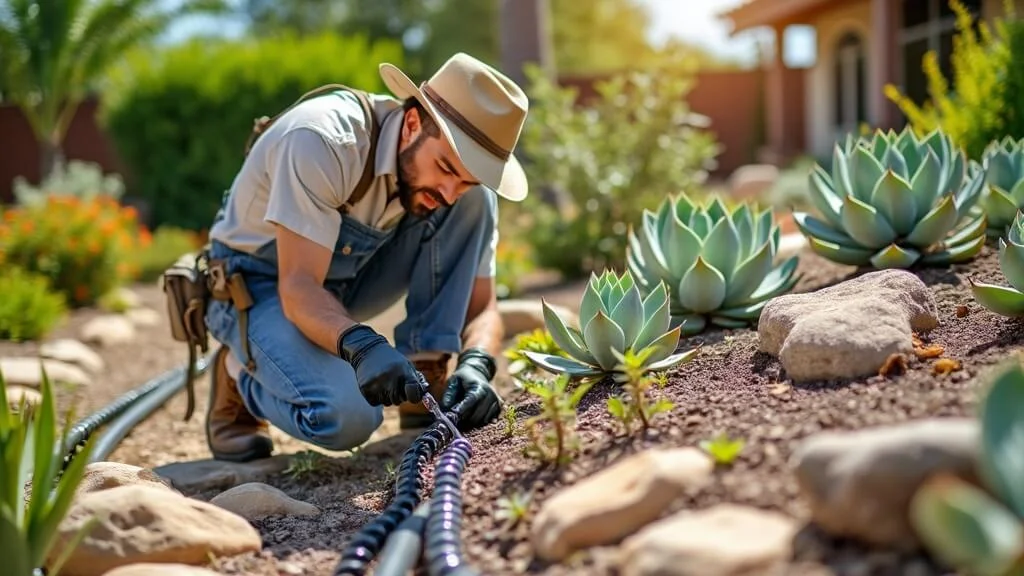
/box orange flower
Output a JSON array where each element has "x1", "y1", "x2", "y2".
[{"x1": 74, "y1": 284, "x2": 90, "y2": 303}]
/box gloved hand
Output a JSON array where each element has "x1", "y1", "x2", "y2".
[
  {"x1": 441, "y1": 347, "x2": 502, "y2": 430},
  {"x1": 337, "y1": 324, "x2": 424, "y2": 407}
]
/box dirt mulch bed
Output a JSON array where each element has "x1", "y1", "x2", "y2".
[{"x1": 210, "y1": 241, "x2": 1023, "y2": 576}]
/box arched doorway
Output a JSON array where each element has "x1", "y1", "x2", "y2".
[{"x1": 833, "y1": 31, "x2": 866, "y2": 140}]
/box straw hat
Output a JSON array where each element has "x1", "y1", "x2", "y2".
[{"x1": 379, "y1": 52, "x2": 530, "y2": 201}]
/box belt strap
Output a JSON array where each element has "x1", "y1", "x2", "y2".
[{"x1": 207, "y1": 259, "x2": 257, "y2": 372}]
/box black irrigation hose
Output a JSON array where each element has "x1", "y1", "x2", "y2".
[
  {"x1": 333, "y1": 416, "x2": 474, "y2": 576},
  {"x1": 89, "y1": 355, "x2": 212, "y2": 462},
  {"x1": 60, "y1": 354, "x2": 213, "y2": 472},
  {"x1": 373, "y1": 500, "x2": 432, "y2": 576},
  {"x1": 424, "y1": 437, "x2": 476, "y2": 576}
]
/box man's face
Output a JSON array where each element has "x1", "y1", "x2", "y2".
[{"x1": 396, "y1": 107, "x2": 480, "y2": 217}]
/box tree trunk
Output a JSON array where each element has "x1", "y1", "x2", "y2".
[{"x1": 39, "y1": 138, "x2": 65, "y2": 183}]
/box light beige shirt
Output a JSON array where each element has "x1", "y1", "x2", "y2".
[{"x1": 209, "y1": 89, "x2": 497, "y2": 276}]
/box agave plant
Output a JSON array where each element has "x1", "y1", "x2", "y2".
[
  {"x1": 626, "y1": 193, "x2": 800, "y2": 336},
  {"x1": 909, "y1": 361, "x2": 1024, "y2": 576},
  {"x1": 793, "y1": 127, "x2": 987, "y2": 269},
  {"x1": 1, "y1": 366, "x2": 98, "y2": 576},
  {"x1": 522, "y1": 269, "x2": 698, "y2": 381},
  {"x1": 981, "y1": 136, "x2": 1024, "y2": 236},
  {"x1": 970, "y1": 211, "x2": 1024, "y2": 316}
]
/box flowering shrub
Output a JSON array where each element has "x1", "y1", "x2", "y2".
[{"x1": 0, "y1": 196, "x2": 148, "y2": 307}]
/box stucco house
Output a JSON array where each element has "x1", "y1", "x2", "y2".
[{"x1": 719, "y1": 0, "x2": 1024, "y2": 165}]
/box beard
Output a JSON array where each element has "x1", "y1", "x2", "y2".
[{"x1": 396, "y1": 134, "x2": 448, "y2": 218}]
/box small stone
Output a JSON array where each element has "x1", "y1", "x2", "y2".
[
  {"x1": 75, "y1": 461, "x2": 179, "y2": 499},
  {"x1": 278, "y1": 562, "x2": 304, "y2": 575},
  {"x1": 618, "y1": 504, "x2": 799, "y2": 576},
  {"x1": 39, "y1": 339, "x2": 105, "y2": 373},
  {"x1": 126, "y1": 308, "x2": 162, "y2": 327},
  {"x1": 80, "y1": 315, "x2": 136, "y2": 347},
  {"x1": 103, "y1": 564, "x2": 222, "y2": 576},
  {"x1": 758, "y1": 269, "x2": 939, "y2": 382},
  {"x1": 49, "y1": 484, "x2": 261, "y2": 576},
  {"x1": 498, "y1": 299, "x2": 580, "y2": 335},
  {"x1": 5, "y1": 385, "x2": 42, "y2": 409},
  {"x1": 0, "y1": 357, "x2": 92, "y2": 387},
  {"x1": 153, "y1": 455, "x2": 292, "y2": 493},
  {"x1": 790, "y1": 418, "x2": 979, "y2": 550},
  {"x1": 210, "y1": 482, "x2": 321, "y2": 520},
  {"x1": 531, "y1": 448, "x2": 714, "y2": 561}
]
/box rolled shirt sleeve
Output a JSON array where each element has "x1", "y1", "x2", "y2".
[{"x1": 263, "y1": 127, "x2": 356, "y2": 251}]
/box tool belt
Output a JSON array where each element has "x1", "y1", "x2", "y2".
[{"x1": 162, "y1": 247, "x2": 255, "y2": 421}]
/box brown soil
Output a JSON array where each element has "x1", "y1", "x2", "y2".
[{"x1": 12, "y1": 239, "x2": 1022, "y2": 576}]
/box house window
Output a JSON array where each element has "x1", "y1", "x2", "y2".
[
  {"x1": 833, "y1": 32, "x2": 867, "y2": 135},
  {"x1": 899, "y1": 0, "x2": 982, "y2": 105}
]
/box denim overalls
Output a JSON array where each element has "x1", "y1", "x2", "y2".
[{"x1": 204, "y1": 186, "x2": 497, "y2": 451}]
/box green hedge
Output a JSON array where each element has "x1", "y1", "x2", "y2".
[{"x1": 99, "y1": 33, "x2": 405, "y2": 230}]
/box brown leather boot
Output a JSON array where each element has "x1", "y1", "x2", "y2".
[
  {"x1": 206, "y1": 346, "x2": 274, "y2": 462},
  {"x1": 398, "y1": 353, "x2": 452, "y2": 430}
]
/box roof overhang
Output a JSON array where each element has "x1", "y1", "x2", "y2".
[{"x1": 719, "y1": 0, "x2": 835, "y2": 35}]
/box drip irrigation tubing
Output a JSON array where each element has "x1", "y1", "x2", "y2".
[
  {"x1": 60, "y1": 353, "x2": 214, "y2": 471},
  {"x1": 333, "y1": 416, "x2": 479, "y2": 576}
]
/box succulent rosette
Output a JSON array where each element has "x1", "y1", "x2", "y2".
[
  {"x1": 981, "y1": 136, "x2": 1024, "y2": 236},
  {"x1": 793, "y1": 127, "x2": 987, "y2": 269},
  {"x1": 523, "y1": 270, "x2": 698, "y2": 380},
  {"x1": 625, "y1": 193, "x2": 800, "y2": 336},
  {"x1": 970, "y1": 210, "x2": 1024, "y2": 316}
]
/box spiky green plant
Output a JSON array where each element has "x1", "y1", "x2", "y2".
[
  {"x1": 981, "y1": 136, "x2": 1024, "y2": 236},
  {"x1": 523, "y1": 269, "x2": 698, "y2": 381},
  {"x1": 1, "y1": 366, "x2": 97, "y2": 576},
  {"x1": 909, "y1": 361, "x2": 1024, "y2": 576},
  {"x1": 793, "y1": 127, "x2": 988, "y2": 269},
  {"x1": 970, "y1": 210, "x2": 1024, "y2": 316},
  {"x1": 625, "y1": 193, "x2": 800, "y2": 336}
]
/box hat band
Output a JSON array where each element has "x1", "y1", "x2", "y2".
[{"x1": 421, "y1": 83, "x2": 510, "y2": 161}]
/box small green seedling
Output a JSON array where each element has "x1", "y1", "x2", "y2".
[
  {"x1": 700, "y1": 432, "x2": 745, "y2": 465},
  {"x1": 910, "y1": 361, "x2": 1024, "y2": 576},
  {"x1": 284, "y1": 450, "x2": 323, "y2": 479},
  {"x1": 494, "y1": 489, "x2": 533, "y2": 529},
  {"x1": 1, "y1": 365, "x2": 99, "y2": 576},
  {"x1": 502, "y1": 404, "x2": 518, "y2": 437},
  {"x1": 522, "y1": 373, "x2": 595, "y2": 466},
  {"x1": 606, "y1": 347, "x2": 674, "y2": 432},
  {"x1": 503, "y1": 328, "x2": 565, "y2": 380}
]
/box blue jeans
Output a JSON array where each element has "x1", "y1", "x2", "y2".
[{"x1": 204, "y1": 187, "x2": 497, "y2": 451}]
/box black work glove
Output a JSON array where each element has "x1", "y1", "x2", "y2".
[
  {"x1": 337, "y1": 324, "x2": 424, "y2": 407},
  {"x1": 441, "y1": 347, "x2": 502, "y2": 431}
]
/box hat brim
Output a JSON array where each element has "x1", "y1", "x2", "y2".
[{"x1": 379, "y1": 62, "x2": 528, "y2": 202}]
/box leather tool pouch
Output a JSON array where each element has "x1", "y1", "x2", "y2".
[{"x1": 162, "y1": 249, "x2": 212, "y2": 421}]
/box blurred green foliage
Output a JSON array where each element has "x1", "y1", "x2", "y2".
[
  {"x1": 516, "y1": 64, "x2": 722, "y2": 278},
  {"x1": 98, "y1": 32, "x2": 404, "y2": 230},
  {"x1": 885, "y1": 0, "x2": 1024, "y2": 160}
]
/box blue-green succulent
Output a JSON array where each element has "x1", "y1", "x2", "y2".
[
  {"x1": 981, "y1": 136, "x2": 1024, "y2": 236},
  {"x1": 970, "y1": 210, "x2": 1024, "y2": 317},
  {"x1": 625, "y1": 193, "x2": 800, "y2": 336},
  {"x1": 794, "y1": 127, "x2": 987, "y2": 269},
  {"x1": 523, "y1": 269, "x2": 698, "y2": 381}
]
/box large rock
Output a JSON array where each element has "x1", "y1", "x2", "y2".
[
  {"x1": 49, "y1": 484, "x2": 261, "y2": 576},
  {"x1": 758, "y1": 269, "x2": 939, "y2": 381},
  {"x1": 531, "y1": 448, "x2": 714, "y2": 561},
  {"x1": 39, "y1": 339, "x2": 105, "y2": 373},
  {"x1": 0, "y1": 357, "x2": 92, "y2": 387},
  {"x1": 75, "y1": 462, "x2": 179, "y2": 500},
  {"x1": 498, "y1": 299, "x2": 580, "y2": 335},
  {"x1": 790, "y1": 418, "x2": 980, "y2": 550},
  {"x1": 210, "y1": 482, "x2": 320, "y2": 520},
  {"x1": 618, "y1": 504, "x2": 799, "y2": 576}
]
